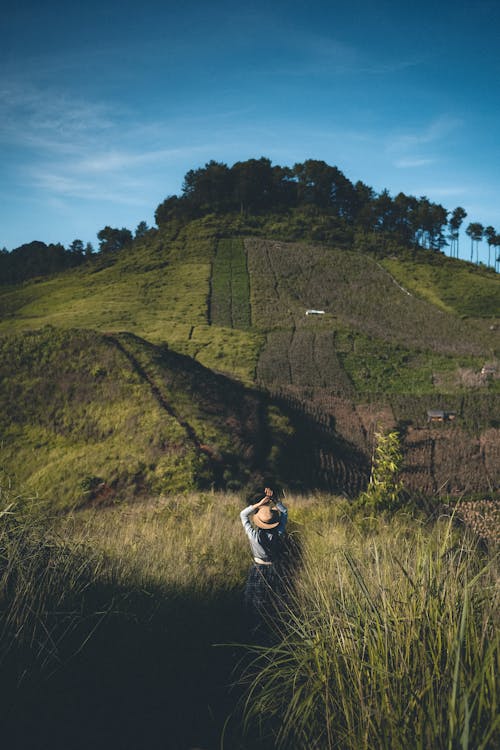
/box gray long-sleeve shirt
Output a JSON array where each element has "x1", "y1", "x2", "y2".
[{"x1": 240, "y1": 501, "x2": 288, "y2": 562}]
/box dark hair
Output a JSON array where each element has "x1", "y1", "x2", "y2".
[{"x1": 257, "y1": 527, "x2": 283, "y2": 562}]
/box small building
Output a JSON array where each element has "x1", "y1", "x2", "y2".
[
  {"x1": 427, "y1": 409, "x2": 457, "y2": 423},
  {"x1": 481, "y1": 364, "x2": 497, "y2": 378},
  {"x1": 305, "y1": 309, "x2": 325, "y2": 316}
]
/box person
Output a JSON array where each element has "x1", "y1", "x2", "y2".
[{"x1": 240, "y1": 485, "x2": 289, "y2": 634}]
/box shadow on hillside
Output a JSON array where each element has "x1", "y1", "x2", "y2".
[
  {"x1": 108, "y1": 332, "x2": 370, "y2": 497},
  {"x1": 2, "y1": 581, "x2": 270, "y2": 750}
]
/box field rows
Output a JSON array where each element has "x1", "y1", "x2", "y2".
[
  {"x1": 245, "y1": 238, "x2": 498, "y2": 355},
  {"x1": 402, "y1": 426, "x2": 500, "y2": 494},
  {"x1": 256, "y1": 329, "x2": 354, "y2": 393},
  {"x1": 210, "y1": 238, "x2": 251, "y2": 328}
]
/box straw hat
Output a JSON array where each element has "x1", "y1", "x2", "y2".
[{"x1": 254, "y1": 505, "x2": 281, "y2": 529}]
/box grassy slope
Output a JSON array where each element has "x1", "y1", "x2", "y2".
[
  {"x1": 0, "y1": 326, "x2": 301, "y2": 506},
  {"x1": 1, "y1": 221, "x2": 498, "y2": 392},
  {"x1": 0, "y1": 219, "x2": 262, "y2": 384},
  {"x1": 381, "y1": 254, "x2": 500, "y2": 317},
  {"x1": 1, "y1": 217, "x2": 499, "y2": 500}
]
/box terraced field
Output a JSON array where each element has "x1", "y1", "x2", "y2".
[
  {"x1": 245, "y1": 238, "x2": 497, "y2": 354},
  {"x1": 210, "y1": 238, "x2": 251, "y2": 328},
  {"x1": 1, "y1": 221, "x2": 499, "y2": 499},
  {"x1": 244, "y1": 238, "x2": 500, "y2": 494}
]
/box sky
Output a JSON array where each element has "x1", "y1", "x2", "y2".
[{"x1": 2, "y1": 0, "x2": 500, "y2": 266}]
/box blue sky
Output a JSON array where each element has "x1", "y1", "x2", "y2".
[{"x1": 2, "y1": 0, "x2": 500, "y2": 265}]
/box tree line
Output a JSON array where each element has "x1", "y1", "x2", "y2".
[
  {"x1": 155, "y1": 157, "x2": 500, "y2": 269},
  {"x1": 0, "y1": 223, "x2": 151, "y2": 285},
  {"x1": 1, "y1": 157, "x2": 498, "y2": 285}
]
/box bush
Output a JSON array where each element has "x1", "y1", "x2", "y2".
[{"x1": 359, "y1": 429, "x2": 404, "y2": 511}]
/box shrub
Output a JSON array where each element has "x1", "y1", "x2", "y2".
[{"x1": 360, "y1": 429, "x2": 404, "y2": 510}]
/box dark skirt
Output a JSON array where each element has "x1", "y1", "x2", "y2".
[{"x1": 243, "y1": 563, "x2": 287, "y2": 634}]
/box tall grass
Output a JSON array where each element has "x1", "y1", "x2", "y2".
[
  {"x1": 0, "y1": 489, "x2": 253, "y2": 749},
  {"x1": 0, "y1": 478, "x2": 108, "y2": 695},
  {"x1": 240, "y1": 507, "x2": 499, "y2": 749},
  {"x1": 2, "y1": 489, "x2": 498, "y2": 748}
]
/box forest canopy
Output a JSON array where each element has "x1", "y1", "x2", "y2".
[
  {"x1": 2, "y1": 157, "x2": 498, "y2": 286},
  {"x1": 155, "y1": 157, "x2": 466, "y2": 252}
]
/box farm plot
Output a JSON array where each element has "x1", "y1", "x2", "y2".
[
  {"x1": 256, "y1": 328, "x2": 354, "y2": 393},
  {"x1": 245, "y1": 238, "x2": 498, "y2": 355},
  {"x1": 269, "y1": 390, "x2": 369, "y2": 496},
  {"x1": 401, "y1": 426, "x2": 500, "y2": 495},
  {"x1": 245, "y1": 239, "x2": 296, "y2": 328},
  {"x1": 210, "y1": 239, "x2": 251, "y2": 328}
]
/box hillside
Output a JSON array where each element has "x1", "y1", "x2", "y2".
[{"x1": 1, "y1": 215, "x2": 499, "y2": 503}]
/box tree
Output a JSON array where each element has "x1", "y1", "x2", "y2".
[
  {"x1": 84, "y1": 242, "x2": 94, "y2": 256},
  {"x1": 231, "y1": 157, "x2": 274, "y2": 214},
  {"x1": 134, "y1": 221, "x2": 149, "y2": 239},
  {"x1": 351, "y1": 181, "x2": 376, "y2": 230},
  {"x1": 182, "y1": 160, "x2": 232, "y2": 213},
  {"x1": 271, "y1": 164, "x2": 297, "y2": 209},
  {"x1": 465, "y1": 222, "x2": 484, "y2": 263},
  {"x1": 97, "y1": 226, "x2": 133, "y2": 253},
  {"x1": 155, "y1": 195, "x2": 191, "y2": 226},
  {"x1": 483, "y1": 225, "x2": 496, "y2": 267},
  {"x1": 373, "y1": 189, "x2": 394, "y2": 232},
  {"x1": 293, "y1": 160, "x2": 354, "y2": 216},
  {"x1": 448, "y1": 207, "x2": 467, "y2": 259},
  {"x1": 68, "y1": 239, "x2": 84, "y2": 256},
  {"x1": 413, "y1": 198, "x2": 448, "y2": 250},
  {"x1": 393, "y1": 192, "x2": 418, "y2": 243},
  {"x1": 0, "y1": 240, "x2": 85, "y2": 284},
  {"x1": 493, "y1": 234, "x2": 500, "y2": 273}
]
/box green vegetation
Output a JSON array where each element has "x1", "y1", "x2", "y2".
[
  {"x1": 0, "y1": 328, "x2": 207, "y2": 505},
  {"x1": 0, "y1": 327, "x2": 297, "y2": 507},
  {"x1": 0, "y1": 219, "x2": 263, "y2": 383},
  {"x1": 154, "y1": 158, "x2": 471, "y2": 256},
  {"x1": 0, "y1": 486, "x2": 251, "y2": 749},
  {"x1": 0, "y1": 211, "x2": 499, "y2": 500},
  {"x1": 2, "y1": 489, "x2": 498, "y2": 749},
  {"x1": 242, "y1": 503, "x2": 499, "y2": 750},
  {"x1": 360, "y1": 428, "x2": 404, "y2": 510},
  {"x1": 2, "y1": 160, "x2": 500, "y2": 748},
  {"x1": 382, "y1": 255, "x2": 500, "y2": 317},
  {"x1": 211, "y1": 238, "x2": 251, "y2": 328},
  {"x1": 245, "y1": 238, "x2": 498, "y2": 356},
  {"x1": 335, "y1": 330, "x2": 498, "y2": 396}
]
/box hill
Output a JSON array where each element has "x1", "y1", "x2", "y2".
[{"x1": 1, "y1": 215, "x2": 499, "y2": 503}]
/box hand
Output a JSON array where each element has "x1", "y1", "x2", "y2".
[
  {"x1": 253, "y1": 496, "x2": 271, "y2": 509},
  {"x1": 264, "y1": 486, "x2": 274, "y2": 497}
]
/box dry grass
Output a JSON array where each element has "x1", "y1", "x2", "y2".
[{"x1": 1, "y1": 489, "x2": 499, "y2": 749}]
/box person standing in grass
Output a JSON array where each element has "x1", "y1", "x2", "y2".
[{"x1": 240, "y1": 486, "x2": 289, "y2": 633}]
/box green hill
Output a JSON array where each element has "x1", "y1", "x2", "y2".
[{"x1": 1, "y1": 215, "x2": 499, "y2": 504}]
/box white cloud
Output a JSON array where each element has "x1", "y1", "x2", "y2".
[
  {"x1": 74, "y1": 145, "x2": 212, "y2": 174},
  {"x1": 394, "y1": 157, "x2": 435, "y2": 168},
  {"x1": 0, "y1": 83, "x2": 113, "y2": 151},
  {"x1": 387, "y1": 115, "x2": 462, "y2": 153},
  {"x1": 385, "y1": 115, "x2": 463, "y2": 173},
  {"x1": 0, "y1": 79, "x2": 233, "y2": 205}
]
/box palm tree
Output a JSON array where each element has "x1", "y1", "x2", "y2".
[
  {"x1": 465, "y1": 222, "x2": 484, "y2": 263},
  {"x1": 493, "y1": 234, "x2": 500, "y2": 273},
  {"x1": 448, "y1": 207, "x2": 467, "y2": 258},
  {"x1": 483, "y1": 226, "x2": 496, "y2": 267}
]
